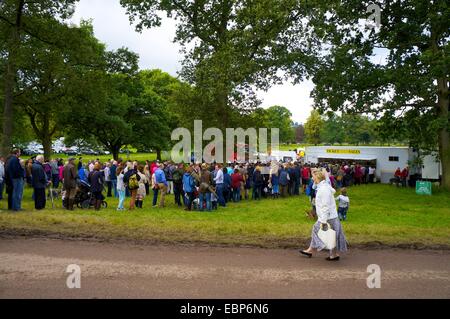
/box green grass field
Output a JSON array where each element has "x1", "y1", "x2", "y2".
[{"x1": 0, "y1": 184, "x2": 449, "y2": 248}]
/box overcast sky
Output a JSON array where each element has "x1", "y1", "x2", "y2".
[{"x1": 71, "y1": 0, "x2": 314, "y2": 124}]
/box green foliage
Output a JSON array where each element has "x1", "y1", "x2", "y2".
[
  {"x1": 304, "y1": 0, "x2": 450, "y2": 188},
  {"x1": 120, "y1": 0, "x2": 314, "y2": 131},
  {"x1": 264, "y1": 106, "x2": 295, "y2": 143},
  {"x1": 13, "y1": 20, "x2": 105, "y2": 159},
  {"x1": 304, "y1": 110, "x2": 324, "y2": 145}
]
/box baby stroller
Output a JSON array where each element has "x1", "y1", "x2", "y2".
[{"x1": 75, "y1": 180, "x2": 108, "y2": 209}]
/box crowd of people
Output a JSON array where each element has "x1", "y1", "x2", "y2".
[
  {"x1": 0, "y1": 148, "x2": 377, "y2": 217},
  {"x1": 0, "y1": 149, "x2": 417, "y2": 263}
]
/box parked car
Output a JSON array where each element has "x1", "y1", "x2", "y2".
[{"x1": 64, "y1": 147, "x2": 79, "y2": 155}]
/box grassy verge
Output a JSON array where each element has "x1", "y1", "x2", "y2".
[{"x1": 0, "y1": 184, "x2": 449, "y2": 248}]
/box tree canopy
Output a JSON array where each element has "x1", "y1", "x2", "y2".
[{"x1": 305, "y1": 0, "x2": 449, "y2": 188}]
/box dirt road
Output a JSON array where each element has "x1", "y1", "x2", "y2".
[{"x1": 0, "y1": 237, "x2": 449, "y2": 299}]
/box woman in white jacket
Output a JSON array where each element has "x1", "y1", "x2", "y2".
[
  {"x1": 136, "y1": 165, "x2": 148, "y2": 209},
  {"x1": 300, "y1": 169, "x2": 348, "y2": 261}
]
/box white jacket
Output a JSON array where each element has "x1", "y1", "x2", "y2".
[
  {"x1": 315, "y1": 180, "x2": 338, "y2": 224},
  {"x1": 0, "y1": 161, "x2": 4, "y2": 183}
]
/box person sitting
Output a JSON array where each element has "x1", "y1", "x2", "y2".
[{"x1": 391, "y1": 168, "x2": 402, "y2": 186}]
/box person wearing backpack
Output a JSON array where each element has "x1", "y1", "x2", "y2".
[
  {"x1": 252, "y1": 166, "x2": 263, "y2": 200},
  {"x1": 154, "y1": 164, "x2": 168, "y2": 208},
  {"x1": 172, "y1": 163, "x2": 184, "y2": 207},
  {"x1": 199, "y1": 163, "x2": 212, "y2": 211},
  {"x1": 164, "y1": 163, "x2": 173, "y2": 195},
  {"x1": 123, "y1": 162, "x2": 141, "y2": 210},
  {"x1": 305, "y1": 171, "x2": 318, "y2": 220},
  {"x1": 88, "y1": 163, "x2": 105, "y2": 211},
  {"x1": 182, "y1": 166, "x2": 196, "y2": 211},
  {"x1": 223, "y1": 167, "x2": 232, "y2": 203},
  {"x1": 231, "y1": 168, "x2": 243, "y2": 203},
  {"x1": 279, "y1": 165, "x2": 290, "y2": 198}
]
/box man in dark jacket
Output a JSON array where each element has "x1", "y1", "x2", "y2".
[
  {"x1": 88, "y1": 163, "x2": 105, "y2": 211},
  {"x1": 252, "y1": 167, "x2": 263, "y2": 200},
  {"x1": 5, "y1": 149, "x2": 24, "y2": 211},
  {"x1": 199, "y1": 164, "x2": 212, "y2": 211},
  {"x1": 293, "y1": 163, "x2": 301, "y2": 195},
  {"x1": 279, "y1": 166, "x2": 289, "y2": 197},
  {"x1": 31, "y1": 155, "x2": 48, "y2": 210},
  {"x1": 63, "y1": 158, "x2": 78, "y2": 210},
  {"x1": 172, "y1": 164, "x2": 185, "y2": 207}
]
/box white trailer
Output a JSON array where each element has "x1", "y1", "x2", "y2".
[
  {"x1": 420, "y1": 152, "x2": 441, "y2": 180},
  {"x1": 305, "y1": 146, "x2": 411, "y2": 183},
  {"x1": 269, "y1": 151, "x2": 298, "y2": 162}
]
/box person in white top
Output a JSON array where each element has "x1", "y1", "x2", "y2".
[
  {"x1": 214, "y1": 164, "x2": 226, "y2": 207},
  {"x1": 0, "y1": 157, "x2": 5, "y2": 200},
  {"x1": 136, "y1": 166, "x2": 148, "y2": 209},
  {"x1": 89, "y1": 161, "x2": 95, "y2": 173},
  {"x1": 300, "y1": 169, "x2": 348, "y2": 261},
  {"x1": 116, "y1": 167, "x2": 126, "y2": 211},
  {"x1": 368, "y1": 166, "x2": 376, "y2": 183},
  {"x1": 104, "y1": 163, "x2": 111, "y2": 197},
  {"x1": 336, "y1": 188, "x2": 350, "y2": 221}
]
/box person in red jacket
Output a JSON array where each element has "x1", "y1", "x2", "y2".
[
  {"x1": 401, "y1": 166, "x2": 409, "y2": 187},
  {"x1": 354, "y1": 165, "x2": 363, "y2": 186},
  {"x1": 301, "y1": 166, "x2": 311, "y2": 192},
  {"x1": 231, "y1": 169, "x2": 243, "y2": 202}
]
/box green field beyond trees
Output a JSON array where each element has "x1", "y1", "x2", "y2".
[{"x1": 1, "y1": 184, "x2": 449, "y2": 248}]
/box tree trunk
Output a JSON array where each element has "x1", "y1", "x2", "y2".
[
  {"x1": 110, "y1": 144, "x2": 121, "y2": 161},
  {"x1": 217, "y1": 89, "x2": 230, "y2": 164},
  {"x1": 1, "y1": 0, "x2": 25, "y2": 157},
  {"x1": 437, "y1": 77, "x2": 449, "y2": 190},
  {"x1": 42, "y1": 137, "x2": 52, "y2": 161},
  {"x1": 156, "y1": 148, "x2": 162, "y2": 161},
  {"x1": 432, "y1": 29, "x2": 450, "y2": 190}
]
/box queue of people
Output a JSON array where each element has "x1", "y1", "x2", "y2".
[
  {"x1": 0, "y1": 149, "x2": 364, "y2": 218},
  {"x1": 0, "y1": 151, "x2": 355, "y2": 261}
]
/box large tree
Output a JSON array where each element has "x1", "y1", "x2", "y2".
[
  {"x1": 304, "y1": 109, "x2": 324, "y2": 145},
  {"x1": 264, "y1": 106, "x2": 295, "y2": 143},
  {"x1": 62, "y1": 48, "x2": 139, "y2": 160},
  {"x1": 138, "y1": 69, "x2": 185, "y2": 159},
  {"x1": 63, "y1": 49, "x2": 173, "y2": 161},
  {"x1": 0, "y1": 0, "x2": 79, "y2": 156},
  {"x1": 13, "y1": 21, "x2": 105, "y2": 160},
  {"x1": 120, "y1": 0, "x2": 313, "y2": 132},
  {"x1": 306, "y1": 0, "x2": 449, "y2": 189}
]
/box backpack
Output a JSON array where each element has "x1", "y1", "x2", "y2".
[
  {"x1": 255, "y1": 171, "x2": 263, "y2": 184},
  {"x1": 128, "y1": 173, "x2": 139, "y2": 190},
  {"x1": 306, "y1": 182, "x2": 314, "y2": 197},
  {"x1": 172, "y1": 169, "x2": 182, "y2": 183}
]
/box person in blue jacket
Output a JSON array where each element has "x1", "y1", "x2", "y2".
[
  {"x1": 78, "y1": 165, "x2": 87, "y2": 183},
  {"x1": 182, "y1": 167, "x2": 196, "y2": 211},
  {"x1": 278, "y1": 167, "x2": 290, "y2": 197},
  {"x1": 223, "y1": 167, "x2": 232, "y2": 203},
  {"x1": 271, "y1": 171, "x2": 280, "y2": 199},
  {"x1": 5, "y1": 149, "x2": 24, "y2": 211}
]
